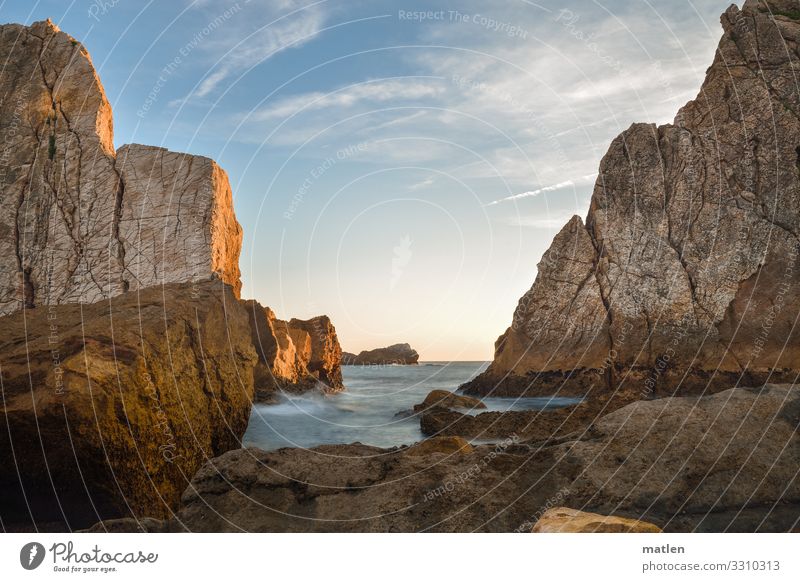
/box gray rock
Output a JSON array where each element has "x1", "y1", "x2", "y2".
[{"x1": 464, "y1": 1, "x2": 800, "y2": 397}]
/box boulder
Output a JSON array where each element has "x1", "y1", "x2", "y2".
[
  {"x1": 343, "y1": 343, "x2": 419, "y2": 365},
  {"x1": 288, "y1": 316, "x2": 344, "y2": 392},
  {"x1": 463, "y1": 0, "x2": 800, "y2": 398},
  {"x1": 0, "y1": 19, "x2": 243, "y2": 318},
  {"x1": 413, "y1": 389, "x2": 486, "y2": 413},
  {"x1": 531, "y1": 508, "x2": 662, "y2": 533},
  {"x1": 0, "y1": 281, "x2": 257, "y2": 531}
]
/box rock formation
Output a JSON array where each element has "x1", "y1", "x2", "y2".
[
  {"x1": 463, "y1": 0, "x2": 800, "y2": 397},
  {"x1": 413, "y1": 389, "x2": 486, "y2": 413},
  {"x1": 244, "y1": 301, "x2": 344, "y2": 400},
  {"x1": 342, "y1": 343, "x2": 419, "y2": 365},
  {"x1": 0, "y1": 281, "x2": 256, "y2": 531},
  {"x1": 0, "y1": 20, "x2": 259, "y2": 531},
  {"x1": 288, "y1": 316, "x2": 344, "y2": 390},
  {"x1": 531, "y1": 508, "x2": 662, "y2": 533},
  {"x1": 100, "y1": 384, "x2": 798, "y2": 532},
  {"x1": 0, "y1": 19, "x2": 242, "y2": 319}
]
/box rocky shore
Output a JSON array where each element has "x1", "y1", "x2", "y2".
[{"x1": 85, "y1": 385, "x2": 800, "y2": 533}]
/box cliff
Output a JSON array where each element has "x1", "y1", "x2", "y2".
[
  {"x1": 464, "y1": 0, "x2": 800, "y2": 397},
  {"x1": 0, "y1": 20, "x2": 256, "y2": 530},
  {"x1": 342, "y1": 343, "x2": 420, "y2": 365},
  {"x1": 245, "y1": 301, "x2": 344, "y2": 400},
  {"x1": 0, "y1": 19, "x2": 242, "y2": 317}
]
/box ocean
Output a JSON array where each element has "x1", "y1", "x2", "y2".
[{"x1": 243, "y1": 361, "x2": 582, "y2": 451}]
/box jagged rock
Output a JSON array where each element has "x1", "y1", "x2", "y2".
[
  {"x1": 0, "y1": 281, "x2": 257, "y2": 531},
  {"x1": 413, "y1": 389, "x2": 486, "y2": 413},
  {"x1": 244, "y1": 301, "x2": 343, "y2": 400},
  {"x1": 463, "y1": 0, "x2": 800, "y2": 397},
  {"x1": 154, "y1": 384, "x2": 798, "y2": 532},
  {"x1": 0, "y1": 20, "x2": 242, "y2": 318},
  {"x1": 531, "y1": 508, "x2": 662, "y2": 533},
  {"x1": 288, "y1": 315, "x2": 344, "y2": 392},
  {"x1": 342, "y1": 343, "x2": 419, "y2": 365}
]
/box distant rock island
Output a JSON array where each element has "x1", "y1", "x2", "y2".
[{"x1": 342, "y1": 343, "x2": 419, "y2": 365}]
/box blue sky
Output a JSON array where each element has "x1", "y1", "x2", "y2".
[{"x1": 3, "y1": 0, "x2": 730, "y2": 359}]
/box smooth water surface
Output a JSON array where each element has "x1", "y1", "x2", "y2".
[{"x1": 243, "y1": 362, "x2": 582, "y2": 450}]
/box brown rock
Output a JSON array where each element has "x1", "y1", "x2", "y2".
[
  {"x1": 159, "y1": 384, "x2": 799, "y2": 532},
  {"x1": 407, "y1": 436, "x2": 474, "y2": 456},
  {"x1": 0, "y1": 281, "x2": 257, "y2": 531},
  {"x1": 531, "y1": 508, "x2": 662, "y2": 533},
  {"x1": 463, "y1": 1, "x2": 800, "y2": 398},
  {"x1": 288, "y1": 315, "x2": 344, "y2": 392},
  {"x1": 413, "y1": 389, "x2": 486, "y2": 413},
  {"x1": 115, "y1": 144, "x2": 243, "y2": 297},
  {"x1": 244, "y1": 301, "x2": 344, "y2": 400}
]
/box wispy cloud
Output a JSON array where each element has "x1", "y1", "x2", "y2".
[
  {"x1": 252, "y1": 79, "x2": 445, "y2": 121},
  {"x1": 506, "y1": 211, "x2": 581, "y2": 229},
  {"x1": 187, "y1": 1, "x2": 326, "y2": 102}
]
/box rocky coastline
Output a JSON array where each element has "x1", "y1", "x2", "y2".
[{"x1": 1, "y1": 2, "x2": 799, "y2": 534}]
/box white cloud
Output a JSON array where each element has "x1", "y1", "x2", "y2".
[
  {"x1": 251, "y1": 79, "x2": 446, "y2": 121},
  {"x1": 187, "y1": 1, "x2": 326, "y2": 102},
  {"x1": 507, "y1": 211, "x2": 581, "y2": 229}
]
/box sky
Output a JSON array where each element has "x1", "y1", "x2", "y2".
[{"x1": 1, "y1": 0, "x2": 730, "y2": 360}]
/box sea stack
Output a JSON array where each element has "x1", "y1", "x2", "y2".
[{"x1": 463, "y1": 0, "x2": 800, "y2": 398}]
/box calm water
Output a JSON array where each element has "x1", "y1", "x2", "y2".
[{"x1": 243, "y1": 362, "x2": 582, "y2": 451}]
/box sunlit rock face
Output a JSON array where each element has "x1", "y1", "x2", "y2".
[
  {"x1": 464, "y1": 1, "x2": 800, "y2": 398},
  {"x1": 244, "y1": 300, "x2": 344, "y2": 400},
  {"x1": 0, "y1": 19, "x2": 243, "y2": 317},
  {"x1": 0, "y1": 20, "x2": 251, "y2": 531}
]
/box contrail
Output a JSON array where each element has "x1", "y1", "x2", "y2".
[{"x1": 485, "y1": 174, "x2": 597, "y2": 206}]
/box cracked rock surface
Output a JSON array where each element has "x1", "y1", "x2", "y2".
[
  {"x1": 463, "y1": 1, "x2": 800, "y2": 398},
  {"x1": 0, "y1": 20, "x2": 243, "y2": 317}
]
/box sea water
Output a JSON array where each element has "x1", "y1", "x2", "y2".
[{"x1": 243, "y1": 361, "x2": 582, "y2": 451}]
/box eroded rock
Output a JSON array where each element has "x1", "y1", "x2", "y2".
[
  {"x1": 157, "y1": 384, "x2": 799, "y2": 532},
  {"x1": 244, "y1": 301, "x2": 343, "y2": 400},
  {"x1": 531, "y1": 508, "x2": 662, "y2": 533},
  {"x1": 0, "y1": 281, "x2": 256, "y2": 531},
  {"x1": 463, "y1": 1, "x2": 800, "y2": 398},
  {"x1": 0, "y1": 20, "x2": 243, "y2": 318}
]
